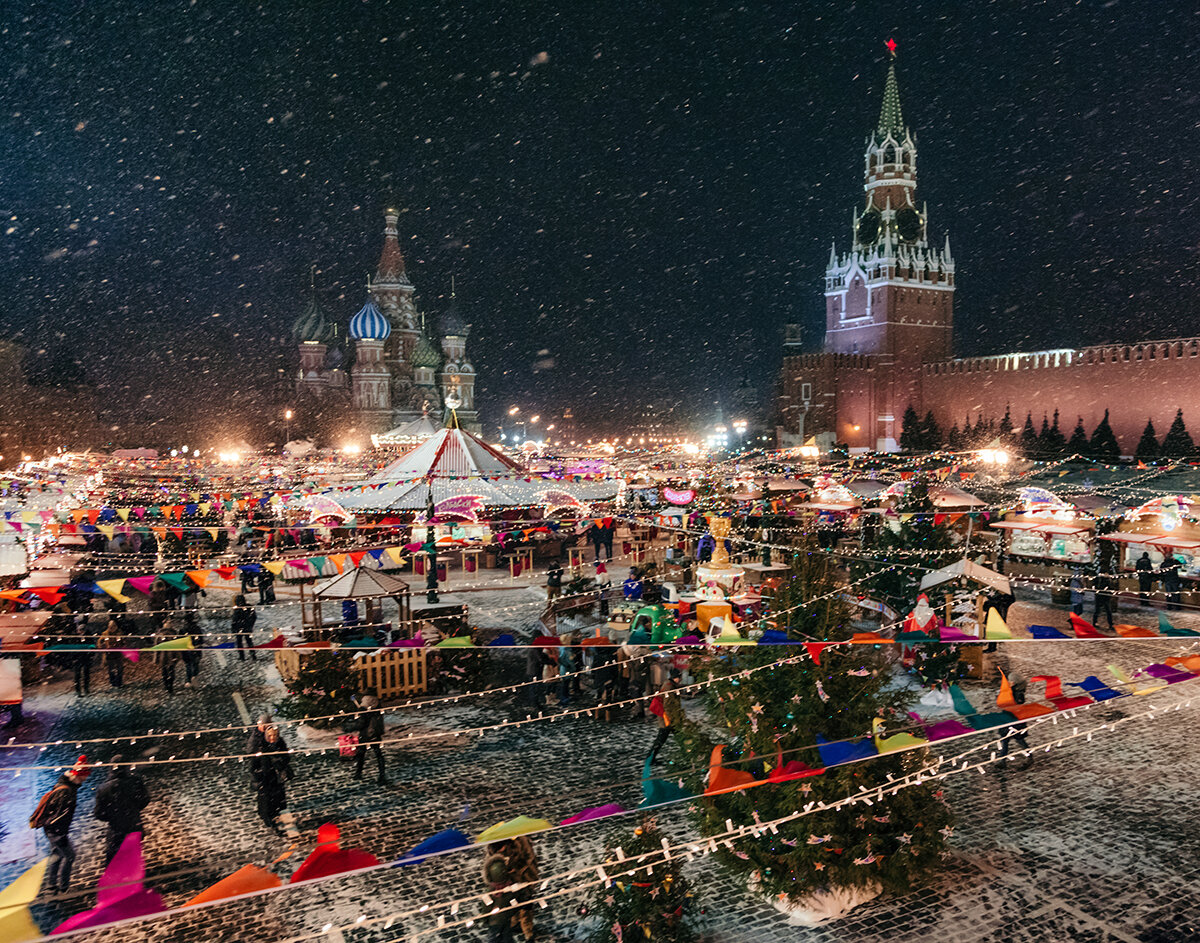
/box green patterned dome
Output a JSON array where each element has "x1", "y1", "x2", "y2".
[
  {"x1": 292, "y1": 295, "x2": 332, "y2": 344},
  {"x1": 411, "y1": 329, "x2": 442, "y2": 369}
]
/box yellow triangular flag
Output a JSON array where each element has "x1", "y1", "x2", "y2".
[
  {"x1": 385, "y1": 547, "x2": 405, "y2": 566},
  {"x1": 199, "y1": 502, "x2": 211, "y2": 516},
  {"x1": 0, "y1": 856, "x2": 48, "y2": 943},
  {"x1": 206, "y1": 528, "x2": 219, "y2": 540},
  {"x1": 985, "y1": 608, "x2": 1013, "y2": 640},
  {"x1": 96, "y1": 579, "x2": 131, "y2": 604},
  {"x1": 116, "y1": 508, "x2": 131, "y2": 522},
  {"x1": 97, "y1": 524, "x2": 115, "y2": 539},
  {"x1": 145, "y1": 636, "x2": 194, "y2": 651},
  {"x1": 872, "y1": 716, "x2": 929, "y2": 753},
  {"x1": 262, "y1": 560, "x2": 286, "y2": 575}
]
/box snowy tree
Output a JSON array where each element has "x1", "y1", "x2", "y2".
[
  {"x1": 1161, "y1": 409, "x2": 1195, "y2": 458},
  {"x1": 1089, "y1": 410, "x2": 1121, "y2": 460},
  {"x1": 1019, "y1": 413, "x2": 1038, "y2": 454},
  {"x1": 1067, "y1": 417, "x2": 1090, "y2": 455},
  {"x1": 920, "y1": 411, "x2": 942, "y2": 451},
  {"x1": 899, "y1": 405, "x2": 923, "y2": 452},
  {"x1": 1135, "y1": 420, "x2": 1159, "y2": 460}
]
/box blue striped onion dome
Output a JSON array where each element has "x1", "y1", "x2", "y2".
[{"x1": 348, "y1": 298, "x2": 391, "y2": 340}]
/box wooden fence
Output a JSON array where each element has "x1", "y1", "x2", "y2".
[{"x1": 275, "y1": 647, "x2": 427, "y2": 699}]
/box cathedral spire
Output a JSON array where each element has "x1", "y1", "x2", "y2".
[{"x1": 376, "y1": 207, "x2": 407, "y2": 282}]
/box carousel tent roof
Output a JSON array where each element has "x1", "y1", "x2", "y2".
[
  {"x1": 339, "y1": 424, "x2": 618, "y2": 510},
  {"x1": 929, "y1": 486, "x2": 987, "y2": 508},
  {"x1": 314, "y1": 567, "x2": 411, "y2": 599},
  {"x1": 372, "y1": 413, "x2": 441, "y2": 447}
]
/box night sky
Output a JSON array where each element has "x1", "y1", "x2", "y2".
[{"x1": 1, "y1": 1, "x2": 1196, "y2": 445}]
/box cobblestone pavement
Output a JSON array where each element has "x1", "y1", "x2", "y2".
[{"x1": 4, "y1": 589, "x2": 1200, "y2": 943}]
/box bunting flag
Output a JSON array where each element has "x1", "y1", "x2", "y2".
[
  {"x1": 126, "y1": 576, "x2": 157, "y2": 596},
  {"x1": 385, "y1": 547, "x2": 404, "y2": 566},
  {"x1": 182, "y1": 865, "x2": 280, "y2": 908},
  {"x1": 0, "y1": 857, "x2": 48, "y2": 943},
  {"x1": 308, "y1": 556, "x2": 327, "y2": 574},
  {"x1": 28, "y1": 588, "x2": 64, "y2": 606},
  {"x1": 116, "y1": 508, "x2": 131, "y2": 522},
  {"x1": 984, "y1": 608, "x2": 1013, "y2": 640},
  {"x1": 157, "y1": 573, "x2": 192, "y2": 593},
  {"x1": 95, "y1": 579, "x2": 131, "y2": 604},
  {"x1": 348, "y1": 551, "x2": 367, "y2": 568},
  {"x1": 145, "y1": 637, "x2": 194, "y2": 652},
  {"x1": 328, "y1": 554, "x2": 347, "y2": 574},
  {"x1": 51, "y1": 833, "x2": 165, "y2": 934},
  {"x1": 185, "y1": 570, "x2": 213, "y2": 589},
  {"x1": 261, "y1": 561, "x2": 286, "y2": 576}
]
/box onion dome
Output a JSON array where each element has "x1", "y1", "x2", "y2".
[
  {"x1": 440, "y1": 289, "x2": 468, "y2": 337},
  {"x1": 349, "y1": 298, "x2": 391, "y2": 340},
  {"x1": 411, "y1": 329, "x2": 442, "y2": 370},
  {"x1": 292, "y1": 296, "x2": 331, "y2": 343}
]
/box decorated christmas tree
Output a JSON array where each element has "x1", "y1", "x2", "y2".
[
  {"x1": 856, "y1": 475, "x2": 955, "y2": 619},
  {"x1": 673, "y1": 547, "x2": 952, "y2": 919},
  {"x1": 275, "y1": 651, "x2": 361, "y2": 727},
  {"x1": 587, "y1": 816, "x2": 696, "y2": 943}
]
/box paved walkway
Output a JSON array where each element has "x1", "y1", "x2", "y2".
[{"x1": 3, "y1": 589, "x2": 1199, "y2": 942}]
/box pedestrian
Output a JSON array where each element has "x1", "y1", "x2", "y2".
[
  {"x1": 648, "y1": 670, "x2": 681, "y2": 764},
  {"x1": 480, "y1": 852, "x2": 518, "y2": 943},
  {"x1": 239, "y1": 566, "x2": 257, "y2": 597},
  {"x1": 247, "y1": 713, "x2": 286, "y2": 755},
  {"x1": 1068, "y1": 571, "x2": 1085, "y2": 617},
  {"x1": 1091, "y1": 572, "x2": 1116, "y2": 629},
  {"x1": 591, "y1": 644, "x2": 619, "y2": 723},
  {"x1": 182, "y1": 612, "x2": 203, "y2": 687},
  {"x1": 1161, "y1": 555, "x2": 1183, "y2": 611},
  {"x1": 98, "y1": 615, "x2": 125, "y2": 689},
  {"x1": 258, "y1": 569, "x2": 276, "y2": 605},
  {"x1": 618, "y1": 640, "x2": 647, "y2": 719},
  {"x1": 623, "y1": 568, "x2": 643, "y2": 601},
  {"x1": 521, "y1": 646, "x2": 544, "y2": 708},
  {"x1": 540, "y1": 645, "x2": 559, "y2": 706},
  {"x1": 349, "y1": 694, "x2": 387, "y2": 785},
  {"x1": 485, "y1": 837, "x2": 538, "y2": 941},
  {"x1": 69, "y1": 610, "x2": 93, "y2": 697},
  {"x1": 249, "y1": 725, "x2": 293, "y2": 836},
  {"x1": 29, "y1": 756, "x2": 91, "y2": 893},
  {"x1": 1135, "y1": 551, "x2": 1154, "y2": 605},
  {"x1": 545, "y1": 560, "x2": 564, "y2": 602},
  {"x1": 93, "y1": 756, "x2": 150, "y2": 865},
  {"x1": 231, "y1": 594, "x2": 258, "y2": 661},
  {"x1": 556, "y1": 634, "x2": 577, "y2": 706},
  {"x1": 155, "y1": 625, "x2": 178, "y2": 696}
]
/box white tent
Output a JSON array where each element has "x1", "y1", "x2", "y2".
[
  {"x1": 919, "y1": 559, "x2": 1011, "y2": 595},
  {"x1": 372, "y1": 413, "x2": 440, "y2": 448}
]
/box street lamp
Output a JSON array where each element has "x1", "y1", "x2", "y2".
[{"x1": 284, "y1": 409, "x2": 294, "y2": 446}]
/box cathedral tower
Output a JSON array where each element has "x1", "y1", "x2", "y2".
[{"x1": 349, "y1": 295, "x2": 393, "y2": 433}]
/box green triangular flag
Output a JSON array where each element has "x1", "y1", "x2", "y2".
[
  {"x1": 158, "y1": 572, "x2": 192, "y2": 592},
  {"x1": 1158, "y1": 612, "x2": 1198, "y2": 636},
  {"x1": 308, "y1": 556, "x2": 327, "y2": 574}
]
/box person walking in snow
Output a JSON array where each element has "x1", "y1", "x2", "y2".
[{"x1": 93, "y1": 756, "x2": 150, "y2": 864}]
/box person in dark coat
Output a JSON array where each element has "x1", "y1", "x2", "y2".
[
  {"x1": 247, "y1": 713, "x2": 287, "y2": 755},
  {"x1": 1091, "y1": 572, "x2": 1116, "y2": 629},
  {"x1": 545, "y1": 561, "x2": 564, "y2": 601},
  {"x1": 1161, "y1": 555, "x2": 1184, "y2": 610},
  {"x1": 93, "y1": 756, "x2": 151, "y2": 864},
  {"x1": 1135, "y1": 551, "x2": 1155, "y2": 605},
  {"x1": 257, "y1": 569, "x2": 276, "y2": 605},
  {"x1": 250, "y1": 726, "x2": 293, "y2": 835},
  {"x1": 239, "y1": 566, "x2": 257, "y2": 596},
  {"x1": 231, "y1": 595, "x2": 258, "y2": 661},
  {"x1": 349, "y1": 694, "x2": 387, "y2": 784},
  {"x1": 30, "y1": 756, "x2": 90, "y2": 893},
  {"x1": 182, "y1": 611, "x2": 203, "y2": 686}
]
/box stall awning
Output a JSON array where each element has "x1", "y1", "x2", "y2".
[
  {"x1": 1030, "y1": 522, "x2": 1091, "y2": 536},
  {"x1": 1099, "y1": 533, "x2": 1164, "y2": 545},
  {"x1": 795, "y1": 502, "x2": 860, "y2": 512},
  {"x1": 990, "y1": 521, "x2": 1044, "y2": 531},
  {"x1": 1144, "y1": 535, "x2": 1200, "y2": 550}
]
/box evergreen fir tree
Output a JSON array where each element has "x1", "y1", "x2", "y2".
[
  {"x1": 899, "y1": 405, "x2": 922, "y2": 452},
  {"x1": 1036, "y1": 414, "x2": 1051, "y2": 454},
  {"x1": 920, "y1": 411, "x2": 942, "y2": 451},
  {"x1": 1067, "y1": 417, "x2": 1089, "y2": 455},
  {"x1": 588, "y1": 817, "x2": 696, "y2": 943},
  {"x1": 1045, "y1": 409, "x2": 1067, "y2": 454},
  {"x1": 947, "y1": 422, "x2": 961, "y2": 451},
  {"x1": 1019, "y1": 413, "x2": 1038, "y2": 454},
  {"x1": 998, "y1": 406, "x2": 1014, "y2": 445},
  {"x1": 1135, "y1": 420, "x2": 1159, "y2": 460},
  {"x1": 275, "y1": 651, "x2": 361, "y2": 727},
  {"x1": 676, "y1": 546, "x2": 952, "y2": 907},
  {"x1": 1089, "y1": 410, "x2": 1121, "y2": 460},
  {"x1": 960, "y1": 415, "x2": 973, "y2": 447},
  {"x1": 1161, "y1": 409, "x2": 1195, "y2": 457},
  {"x1": 910, "y1": 642, "x2": 968, "y2": 689}
]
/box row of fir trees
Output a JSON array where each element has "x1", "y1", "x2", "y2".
[{"x1": 899, "y1": 404, "x2": 1198, "y2": 459}]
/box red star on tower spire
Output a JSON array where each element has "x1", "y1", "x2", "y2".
[{"x1": 885, "y1": 37, "x2": 897, "y2": 56}]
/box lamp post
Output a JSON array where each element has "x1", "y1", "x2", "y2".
[
  {"x1": 424, "y1": 482, "x2": 440, "y2": 604},
  {"x1": 284, "y1": 409, "x2": 294, "y2": 447}
]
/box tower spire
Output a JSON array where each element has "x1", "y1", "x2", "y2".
[{"x1": 876, "y1": 43, "x2": 905, "y2": 142}]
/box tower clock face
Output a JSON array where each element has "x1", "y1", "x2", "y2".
[
  {"x1": 895, "y1": 206, "x2": 923, "y2": 243},
  {"x1": 856, "y1": 209, "x2": 881, "y2": 246}
]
